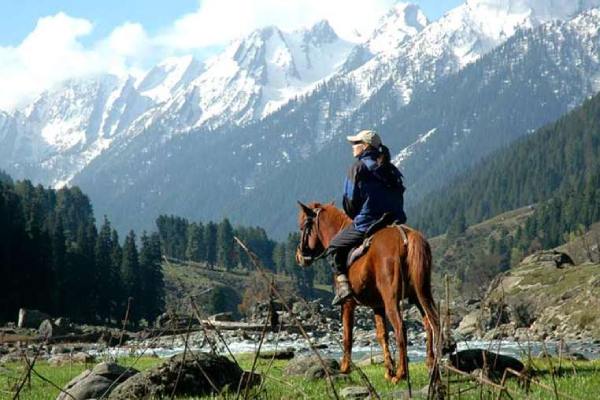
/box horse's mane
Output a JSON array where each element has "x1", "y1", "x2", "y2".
[{"x1": 307, "y1": 202, "x2": 352, "y2": 229}]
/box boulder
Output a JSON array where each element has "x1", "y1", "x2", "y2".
[
  {"x1": 56, "y1": 362, "x2": 138, "y2": 400},
  {"x1": 108, "y1": 352, "x2": 252, "y2": 399},
  {"x1": 283, "y1": 355, "x2": 339, "y2": 377},
  {"x1": 209, "y1": 312, "x2": 234, "y2": 322},
  {"x1": 18, "y1": 308, "x2": 51, "y2": 329},
  {"x1": 39, "y1": 319, "x2": 68, "y2": 339},
  {"x1": 521, "y1": 251, "x2": 574, "y2": 269},
  {"x1": 456, "y1": 311, "x2": 481, "y2": 338},
  {"x1": 449, "y1": 349, "x2": 524, "y2": 378},
  {"x1": 257, "y1": 349, "x2": 295, "y2": 360},
  {"x1": 356, "y1": 353, "x2": 385, "y2": 367},
  {"x1": 340, "y1": 386, "x2": 370, "y2": 399},
  {"x1": 48, "y1": 352, "x2": 95, "y2": 366}
]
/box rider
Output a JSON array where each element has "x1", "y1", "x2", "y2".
[{"x1": 329, "y1": 129, "x2": 407, "y2": 305}]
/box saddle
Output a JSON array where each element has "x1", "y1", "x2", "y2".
[{"x1": 346, "y1": 213, "x2": 409, "y2": 267}]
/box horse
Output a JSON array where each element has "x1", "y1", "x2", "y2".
[{"x1": 295, "y1": 201, "x2": 440, "y2": 383}]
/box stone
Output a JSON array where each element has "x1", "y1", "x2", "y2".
[
  {"x1": 456, "y1": 311, "x2": 481, "y2": 338},
  {"x1": 257, "y1": 349, "x2": 295, "y2": 360},
  {"x1": 521, "y1": 250, "x2": 574, "y2": 269},
  {"x1": 39, "y1": 319, "x2": 67, "y2": 339},
  {"x1": 283, "y1": 355, "x2": 339, "y2": 376},
  {"x1": 449, "y1": 349, "x2": 524, "y2": 378},
  {"x1": 56, "y1": 362, "x2": 138, "y2": 400},
  {"x1": 18, "y1": 308, "x2": 51, "y2": 329},
  {"x1": 209, "y1": 312, "x2": 234, "y2": 322},
  {"x1": 356, "y1": 353, "x2": 385, "y2": 367},
  {"x1": 108, "y1": 352, "x2": 252, "y2": 399},
  {"x1": 340, "y1": 386, "x2": 370, "y2": 399},
  {"x1": 48, "y1": 352, "x2": 95, "y2": 366}
]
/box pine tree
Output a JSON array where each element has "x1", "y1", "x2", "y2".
[
  {"x1": 121, "y1": 231, "x2": 142, "y2": 323},
  {"x1": 185, "y1": 222, "x2": 205, "y2": 262},
  {"x1": 139, "y1": 232, "x2": 165, "y2": 322},
  {"x1": 217, "y1": 218, "x2": 235, "y2": 270},
  {"x1": 205, "y1": 222, "x2": 218, "y2": 268},
  {"x1": 95, "y1": 216, "x2": 113, "y2": 322}
]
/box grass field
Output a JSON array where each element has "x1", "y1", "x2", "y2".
[{"x1": 2, "y1": 352, "x2": 600, "y2": 399}]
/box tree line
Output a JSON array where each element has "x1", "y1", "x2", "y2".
[
  {"x1": 155, "y1": 215, "x2": 324, "y2": 296},
  {"x1": 412, "y1": 90, "x2": 600, "y2": 244},
  {"x1": 0, "y1": 177, "x2": 164, "y2": 325}
]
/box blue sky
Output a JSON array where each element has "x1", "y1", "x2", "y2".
[
  {"x1": 0, "y1": 0, "x2": 463, "y2": 46},
  {"x1": 0, "y1": 0, "x2": 464, "y2": 110}
]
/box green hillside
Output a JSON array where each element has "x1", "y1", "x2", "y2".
[{"x1": 413, "y1": 91, "x2": 600, "y2": 238}]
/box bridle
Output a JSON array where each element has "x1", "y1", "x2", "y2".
[{"x1": 297, "y1": 207, "x2": 327, "y2": 264}]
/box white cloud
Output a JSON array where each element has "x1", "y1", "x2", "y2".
[
  {"x1": 0, "y1": 1, "x2": 398, "y2": 110},
  {"x1": 0, "y1": 13, "x2": 157, "y2": 110},
  {"x1": 159, "y1": 0, "x2": 396, "y2": 49}
]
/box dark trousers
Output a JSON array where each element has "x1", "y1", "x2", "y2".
[{"x1": 327, "y1": 225, "x2": 366, "y2": 275}]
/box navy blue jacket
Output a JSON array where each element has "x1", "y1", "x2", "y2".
[{"x1": 343, "y1": 149, "x2": 406, "y2": 232}]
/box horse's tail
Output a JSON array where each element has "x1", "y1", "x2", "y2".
[{"x1": 406, "y1": 229, "x2": 440, "y2": 340}]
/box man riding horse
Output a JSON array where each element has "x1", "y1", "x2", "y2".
[{"x1": 329, "y1": 129, "x2": 407, "y2": 305}]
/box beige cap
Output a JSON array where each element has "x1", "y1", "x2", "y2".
[{"x1": 346, "y1": 129, "x2": 382, "y2": 148}]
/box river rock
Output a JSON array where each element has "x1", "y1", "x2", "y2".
[
  {"x1": 48, "y1": 352, "x2": 95, "y2": 366},
  {"x1": 283, "y1": 355, "x2": 339, "y2": 376},
  {"x1": 340, "y1": 386, "x2": 370, "y2": 399},
  {"x1": 456, "y1": 311, "x2": 481, "y2": 338},
  {"x1": 449, "y1": 349, "x2": 524, "y2": 378},
  {"x1": 108, "y1": 352, "x2": 250, "y2": 399},
  {"x1": 257, "y1": 349, "x2": 295, "y2": 360},
  {"x1": 18, "y1": 308, "x2": 51, "y2": 329},
  {"x1": 356, "y1": 353, "x2": 385, "y2": 367},
  {"x1": 56, "y1": 362, "x2": 138, "y2": 400}
]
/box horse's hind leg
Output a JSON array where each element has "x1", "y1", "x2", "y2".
[
  {"x1": 383, "y1": 296, "x2": 408, "y2": 383},
  {"x1": 413, "y1": 299, "x2": 434, "y2": 369},
  {"x1": 373, "y1": 307, "x2": 394, "y2": 381},
  {"x1": 340, "y1": 300, "x2": 356, "y2": 374}
]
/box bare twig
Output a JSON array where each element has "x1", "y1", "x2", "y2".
[
  {"x1": 12, "y1": 343, "x2": 44, "y2": 400},
  {"x1": 170, "y1": 315, "x2": 193, "y2": 400},
  {"x1": 234, "y1": 236, "x2": 341, "y2": 400}
]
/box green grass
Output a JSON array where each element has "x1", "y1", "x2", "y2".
[{"x1": 2, "y1": 353, "x2": 600, "y2": 399}]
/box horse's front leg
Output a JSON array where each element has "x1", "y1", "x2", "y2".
[{"x1": 340, "y1": 300, "x2": 356, "y2": 374}]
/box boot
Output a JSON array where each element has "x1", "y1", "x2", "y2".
[{"x1": 332, "y1": 274, "x2": 352, "y2": 306}]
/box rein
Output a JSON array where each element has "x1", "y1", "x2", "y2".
[{"x1": 298, "y1": 208, "x2": 328, "y2": 263}]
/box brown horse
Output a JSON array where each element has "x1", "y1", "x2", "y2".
[{"x1": 295, "y1": 202, "x2": 440, "y2": 383}]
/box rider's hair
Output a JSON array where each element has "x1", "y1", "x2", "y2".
[{"x1": 378, "y1": 144, "x2": 391, "y2": 165}]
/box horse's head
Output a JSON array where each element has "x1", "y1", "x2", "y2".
[{"x1": 295, "y1": 201, "x2": 327, "y2": 267}]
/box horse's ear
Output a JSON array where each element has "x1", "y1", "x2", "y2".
[
  {"x1": 297, "y1": 201, "x2": 316, "y2": 217},
  {"x1": 329, "y1": 200, "x2": 335, "y2": 206}
]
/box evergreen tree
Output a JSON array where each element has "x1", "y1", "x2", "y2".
[
  {"x1": 217, "y1": 218, "x2": 235, "y2": 270},
  {"x1": 95, "y1": 216, "x2": 113, "y2": 322},
  {"x1": 139, "y1": 232, "x2": 165, "y2": 322},
  {"x1": 121, "y1": 231, "x2": 142, "y2": 323},
  {"x1": 205, "y1": 222, "x2": 218, "y2": 268},
  {"x1": 185, "y1": 222, "x2": 205, "y2": 262}
]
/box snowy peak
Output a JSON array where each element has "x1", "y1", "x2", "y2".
[
  {"x1": 302, "y1": 20, "x2": 339, "y2": 45},
  {"x1": 366, "y1": 3, "x2": 428, "y2": 54},
  {"x1": 137, "y1": 55, "x2": 203, "y2": 103},
  {"x1": 462, "y1": 0, "x2": 600, "y2": 42}
]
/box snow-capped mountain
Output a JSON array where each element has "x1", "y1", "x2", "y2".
[
  {"x1": 2, "y1": 0, "x2": 600, "y2": 237},
  {"x1": 0, "y1": 20, "x2": 353, "y2": 186},
  {"x1": 135, "y1": 20, "x2": 355, "y2": 133}
]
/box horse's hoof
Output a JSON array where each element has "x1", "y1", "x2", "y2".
[
  {"x1": 391, "y1": 372, "x2": 407, "y2": 384},
  {"x1": 384, "y1": 371, "x2": 394, "y2": 381}
]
